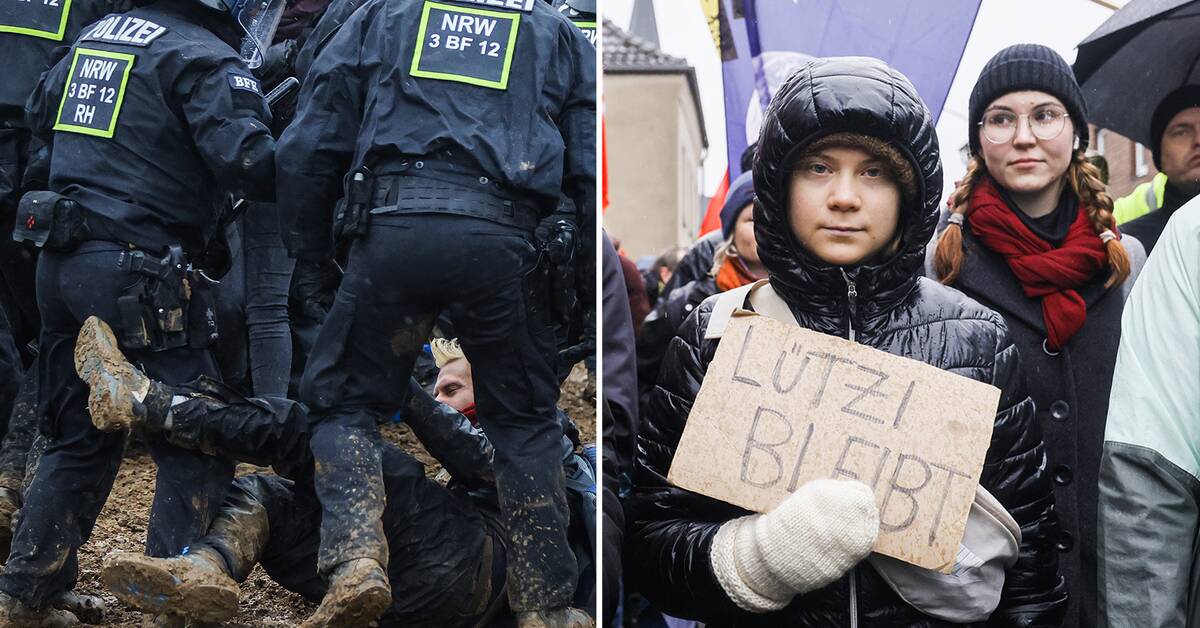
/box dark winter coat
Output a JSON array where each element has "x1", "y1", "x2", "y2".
[
  {"x1": 636, "y1": 275, "x2": 718, "y2": 396},
  {"x1": 626, "y1": 57, "x2": 1067, "y2": 627},
  {"x1": 926, "y1": 218, "x2": 1145, "y2": 628},
  {"x1": 662, "y1": 230, "x2": 724, "y2": 296}
]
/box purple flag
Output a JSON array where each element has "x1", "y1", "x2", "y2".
[{"x1": 723, "y1": 0, "x2": 980, "y2": 178}]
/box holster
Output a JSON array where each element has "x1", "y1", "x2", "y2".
[
  {"x1": 536, "y1": 216, "x2": 579, "y2": 326},
  {"x1": 115, "y1": 245, "x2": 218, "y2": 351},
  {"x1": 12, "y1": 190, "x2": 87, "y2": 252},
  {"x1": 334, "y1": 166, "x2": 373, "y2": 242}
]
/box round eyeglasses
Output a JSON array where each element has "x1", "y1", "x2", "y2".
[{"x1": 978, "y1": 108, "x2": 1069, "y2": 144}]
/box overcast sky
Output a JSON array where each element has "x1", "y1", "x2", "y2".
[{"x1": 605, "y1": 0, "x2": 1117, "y2": 198}]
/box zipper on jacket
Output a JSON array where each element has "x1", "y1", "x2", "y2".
[
  {"x1": 849, "y1": 567, "x2": 859, "y2": 628},
  {"x1": 841, "y1": 269, "x2": 858, "y2": 342}
]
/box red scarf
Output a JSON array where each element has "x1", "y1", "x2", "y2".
[
  {"x1": 967, "y1": 177, "x2": 1110, "y2": 350},
  {"x1": 715, "y1": 255, "x2": 759, "y2": 292},
  {"x1": 461, "y1": 404, "x2": 478, "y2": 426}
]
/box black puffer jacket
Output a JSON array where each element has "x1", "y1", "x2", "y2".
[
  {"x1": 626, "y1": 57, "x2": 1067, "y2": 627},
  {"x1": 636, "y1": 275, "x2": 718, "y2": 395}
]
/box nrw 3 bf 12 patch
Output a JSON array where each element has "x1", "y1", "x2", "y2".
[
  {"x1": 53, "y1": 47, "x2": 134, "y2": 138},
  {"x1": 410, "y1": 1, "x2": 520, "y2": 90}
]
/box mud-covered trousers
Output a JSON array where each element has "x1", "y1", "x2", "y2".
[
  {"x1": 0, "y1": 242, "x2": 236, "y2": 608},
  {"x1": 300, "y1": 212, "x2": 576, "y2": 611},
  {"x1": 162, "y1": 381, "x2": 502, "y2": 626}
]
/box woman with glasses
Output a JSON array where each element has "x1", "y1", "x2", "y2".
[{"x1": 930, "y1": 44, "x2": 1146, "y2": 628}]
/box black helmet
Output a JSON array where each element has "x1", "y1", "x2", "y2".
[{"x1": 555, "y1": 0, "x2": 595, "y2": 18}]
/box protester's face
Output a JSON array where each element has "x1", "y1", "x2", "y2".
[
  {"x1": 1159, "y1": 107, "x2": 1200, "y2": 192},
  {"x1": 787, "y1": 146, "x2": 902, "y2": 267},
  {"x1": 978, "y1": 91, "x2": 1075, "y2": 195},
  {"x1": 732, "y1": 204, "x2": 760, "y2": 265},
  {"x1": 435, "y1": 359, "x2": 475, "y2": 413}
]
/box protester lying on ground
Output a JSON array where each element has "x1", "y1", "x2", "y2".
[
  {"x1": 636, "y1": 170, "x2": 766, "y2": 396},
  {"x1": 625, "y1": 56, "x2": 1066, "y2": 626},
  {"x1": 929, "y1": 44, "x2": 1145, "y2": 628},
  {"x1": 1115, "y1": 85, "x2": 1200, "y2": 253},
  {"x1": 73, "y1": 317, "x2": 595, "y2": 627}
]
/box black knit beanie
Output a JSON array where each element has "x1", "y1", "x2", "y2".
[
  {"x1": 968, "y1": 44, "x2": 1088, "y2": 156},
  {"x1": 1151, "y1": 84, "x2": 1200, "y2": 170}
]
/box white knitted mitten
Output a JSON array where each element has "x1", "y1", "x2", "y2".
[{"x1": 709, "y1": 479, "x2": 880, "y2": 612}]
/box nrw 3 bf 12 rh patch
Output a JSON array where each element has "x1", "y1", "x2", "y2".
[
  {"x1": 0, "y1": 0, "x2": 73, "y2": 41},
  {"x1": 410, "y1": 1, "x2": 520, "y2": 90},
  {"x1": 53, "y1": 47, "x2": 135, "y2": 138}
]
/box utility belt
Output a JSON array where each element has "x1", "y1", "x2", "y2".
[
  {"x1": 114, "y1": 243, "x2": 219, "y2": 352},
  {"x1": 335, "y1": 155, "x2": 544, "y2": 240}
]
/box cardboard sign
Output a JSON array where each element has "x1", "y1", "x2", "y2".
[{"x1": 668, "y1": 314, "x2": 1000, "y2": 572}]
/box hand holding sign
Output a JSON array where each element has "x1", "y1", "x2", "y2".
[{"x1": 669, "y1": 314, "x2": 999, "y2": 572}]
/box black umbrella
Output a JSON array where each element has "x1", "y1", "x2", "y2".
[{"x1": 1073, "y1": 0, "x2": 1200, "y2": 145}]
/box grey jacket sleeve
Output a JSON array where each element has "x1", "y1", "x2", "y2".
[{"x1": 1097, "y1": 443, "x2": 1200, "y2": 628}]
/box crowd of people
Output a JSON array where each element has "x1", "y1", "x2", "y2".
[
  {"x1": 602, "y1": 43, "x2": 1200, "y2": 628},
  {"x1": 0, "y1": 0, "x2": 597, "y2": 626}
]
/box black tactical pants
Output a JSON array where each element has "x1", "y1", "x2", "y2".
[
  {"x1": 0, "y1": 307, "x2": 21, "y2": 440},
  {"x1": 0, "y1": 242, "x2": 235, "y2": 608},
  {"x1": 156, "y1": 384, "x2": 503, "y2": 627},
  {"x1": 213, "y1": 204, "x2": 295, "y2": 397},
  {"x1": 301, "y1": 212, "x2": 576, "y2": 611},
  {"x1": 0, "y1": 126, "x2": 39, "y2": 364}
]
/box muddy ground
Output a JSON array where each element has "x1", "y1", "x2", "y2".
[{"x1": 76, "y1": 373, "x2": 596, "y2": 626}]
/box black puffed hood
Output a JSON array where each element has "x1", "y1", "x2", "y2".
[{"x1": 751, "y1": 56, "x2": 943, "y2": 322}]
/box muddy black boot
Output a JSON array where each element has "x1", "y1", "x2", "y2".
[
  {"x1": 48, "y1": 592, "x2": 104, "y2": 626},
  {"x1": 101, "y1": 547, "x2": 238, "y2": 624},
  {"x1": 516, "y1": 607, "x2": 594, "y2": 628},
  {"x1": 74, "y1": 317, "x2": 172, "y2": 433},
  {"x1": 0, "y1": 590, "x2": 79, "y2": 627},
  {"x1": 298, "y1": 558, "x2": 391, "y2": 628},
  {"x1": 0, "y1": 487, "x2": 19, "y2": 565}
]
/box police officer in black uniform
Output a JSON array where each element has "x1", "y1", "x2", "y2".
[
  {"x1": 0, "y1": 0, "x2": 137, "y2": 566},
  {"x1": 0, "y1": 0, "x2": 279, "y2": 620},
  {"x1": 276, "y1": 0, "x2": 595, "y2": 625},
  {"x1": 1, "y1": 0, "x2": 134, "y2": 364},
  {"x1": 555, "y1": 0, "x2": 594, "y2": 45}
]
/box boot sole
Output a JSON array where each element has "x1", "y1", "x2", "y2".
[
  {"x1": 74, "y1": 317, "x2": 147, "y2": 432},
  {"x1": 300, "y1": 579, "x2": 391, "y2": 628},
  {"x1": 101, "y1": 554, "x2": 239, "y2": 623}
]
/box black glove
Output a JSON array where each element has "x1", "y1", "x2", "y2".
[{"x1": 290, "y1": 258, "x2": 342, "y2": 322}]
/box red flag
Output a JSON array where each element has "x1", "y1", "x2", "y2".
[
  {"x1": 698, "y1": 168, "x2": 729, "y2": 236},
  {"x1": 601, "y1": 114, "x2": 609, "y2": 211}
]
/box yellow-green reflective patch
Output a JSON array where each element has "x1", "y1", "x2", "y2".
[
  {"x1": 410, "y1": 1, "x2": 520, "y2": 91},
  {"x1": 573, "y1": 20, "x2": 595, "y2": 46},
  {"x1": 53, "y1": 47, "x2": 135, "y2": 139},
  {"x1": 0, "y1": 0, "x2": 74, "y2": 41}
]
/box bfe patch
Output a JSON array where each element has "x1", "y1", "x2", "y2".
[
  {"x1": 410, "y1": 1, "x2": 520, "y2": 90},
  {"x1": 53, "y1": 47, "x2": 135, "y2": 138}
]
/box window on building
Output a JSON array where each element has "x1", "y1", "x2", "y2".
[
  {"x1": 1095, "y1": 129, "x2": 1106, "y2": 156},
  {"x1": 1134, "y1": 141, "x2": 1149, "y2": 177}
]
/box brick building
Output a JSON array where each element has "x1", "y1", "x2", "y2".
[{"x1": 1088, "y1": 125, "x2": 1158, "y2": 199}]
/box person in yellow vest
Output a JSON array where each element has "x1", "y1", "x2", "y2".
[{"x1": 1112, "y1": 85, "x2": 1200, "y2": 254}]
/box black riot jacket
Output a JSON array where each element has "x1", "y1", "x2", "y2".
[
  {"x1": 0, "y1": 0, "x2": 134, "y2": 124},
  {"x1": 625, "y1": 57, "x2": 1068, "y2": 627},
  {"x1": 25, "y1": 0, "x2": 276, "y2": 255},
  {"x1": 276, "y1": 0, "x2": 596, "y2": 261}
]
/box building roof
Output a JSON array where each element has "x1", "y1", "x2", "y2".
[
  {"x1": 603, "y1": 19, "x2": 689, "y2": 72},
  {"x1": 603, "y1": 19, "x2": 708, "y2": 148}
]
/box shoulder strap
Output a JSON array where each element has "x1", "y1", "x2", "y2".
[
  {"x1": 1145, "y1": 179, "x2": 1160, "y2": 212},
  {"x1": 704, "y1": 279, "x2": 800, "y2": 339}
]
